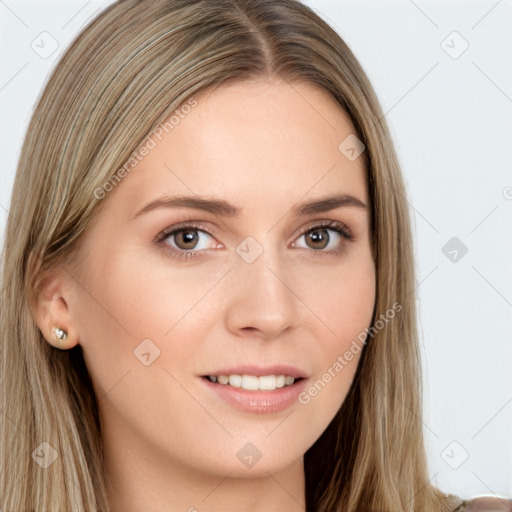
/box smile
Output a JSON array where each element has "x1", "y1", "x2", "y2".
[{"x1": 203, "y1": 374, "x2": 301, "y2": 391}]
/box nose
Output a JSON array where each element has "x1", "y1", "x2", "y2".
[{"x1": 223, "y1": 246, "x2": 300, "y2": 339}]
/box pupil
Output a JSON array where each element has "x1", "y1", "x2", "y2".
[
  {"x1": 177, "y1": 230, "x2": 198, "y2": 249},
  {"x1": 308, "y1": 228, "x2": 329, "y2": 249}
]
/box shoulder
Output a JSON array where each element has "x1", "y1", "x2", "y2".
[{"x1": 464, "y1": 496, "x2": 512, "y2": 511}]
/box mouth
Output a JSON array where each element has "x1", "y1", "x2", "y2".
[
  {"x1": 199, "y1": 371, "x2": 309, "y2": 414},
  {"x1": 201, "y1": 374, "x2": 306, "y2": 391}
]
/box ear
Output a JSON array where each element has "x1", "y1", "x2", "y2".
[{"x1": 32, "y1": 267, "x2": 80, "y2": 350}]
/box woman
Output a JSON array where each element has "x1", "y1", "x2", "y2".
[{"x1": 0, "y1": 1, "x2": 510, "y2": 511}]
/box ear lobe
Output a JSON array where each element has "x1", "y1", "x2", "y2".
[{"x1": 32, "y1": 268, "x2": 79, "y2": 350}]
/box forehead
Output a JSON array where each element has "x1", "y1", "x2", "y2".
[{"x1": 115, "y1": 79, "x2": 368, "y2": 212}]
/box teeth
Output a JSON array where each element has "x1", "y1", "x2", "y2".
[
  {"x1": 228, "y1": 375, "x2": 241, "y2": 387},
  {"x1": 206, "y1": 374, "x2": 298, "y2": 391},
  {"x1": 241, "y1": 375, "x2": 259, "y2": 390}
]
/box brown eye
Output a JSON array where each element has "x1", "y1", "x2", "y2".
[
  {"x1": 173, "y1": 229, "x2": 200, "y2": 250},
  {"x1": 291, "y1": 221, "x2": 353, "y2": 254},
  {"x1": 158, "y1": 225, "x2": 217, "y2": 254},
  {"x1": 305, "y1": 228, "x2": 330, "y2": 250},
  {"x1": 155, "y1": 222, "x2": 219, "y2": 261}
]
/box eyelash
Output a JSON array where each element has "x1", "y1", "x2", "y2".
[{"x1": 154, "y1": 220, "x2": 354, "y2": 261}]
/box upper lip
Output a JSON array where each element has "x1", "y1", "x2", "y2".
[{"x1": 201, "y1": 364, "x2": 309, "y2": 379}]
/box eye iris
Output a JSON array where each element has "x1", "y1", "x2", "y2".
[
  {"x1": 306, "y1": 228, "x2": 329, "y2": 250},
  {"x1": 175, "y1": 229, "x2": 199, "y2": 250}
]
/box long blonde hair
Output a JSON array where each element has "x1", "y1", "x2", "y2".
[{"x1": 0, "y1": 1, "x2": 464, "y2": 510}]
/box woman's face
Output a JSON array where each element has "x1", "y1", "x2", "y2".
[{"x1": 59, "y1": 78, "x2": 375, "y2": 482}]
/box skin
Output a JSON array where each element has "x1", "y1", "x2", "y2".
[{"x1": 35, "y1": 77, "x2": 375, "y2": 512}]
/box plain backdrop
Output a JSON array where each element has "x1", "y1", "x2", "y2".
[{"x1": 1, "y1": 0, "x2": 511, "y2": 501}]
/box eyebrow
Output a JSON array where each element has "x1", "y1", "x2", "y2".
[{"x1": 132, "y1": 193, "x2": 368, "y2": 220}]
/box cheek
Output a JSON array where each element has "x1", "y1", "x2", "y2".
[
  {"x1": 73, "y1": 251, "x2": 224, "y2": 388},
  {"x1": 299, "y1": 256, "x2": 375, "y2": 405},
  {"x1": 299, "y1": 250, "x2": 376, "y2": 345},
  {"x1": 324, "y1": 264, "x2": 375, "y2": 341}
]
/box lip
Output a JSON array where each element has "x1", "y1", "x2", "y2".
[
  {"x1": 200, "y1": 364, "x2": 309, "y2": 379},
  {"x1": 200, "y1": 375, "x2": 309, "y2": 414}
]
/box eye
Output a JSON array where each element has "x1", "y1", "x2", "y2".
[
  {"x1": 155, "y1": 222, "x2": 218, "y2": 260},
  {"x1": 291, "y1": 220, "x2": 353, "y2": 253}
]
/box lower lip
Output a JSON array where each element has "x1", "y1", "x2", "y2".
[{"x1": 200, "y1": 377, "x2": 308, "y2": 414}]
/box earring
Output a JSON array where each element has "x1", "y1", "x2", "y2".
[{"x1": 51, "y1": 326, "x2": 68, "y2": 340}]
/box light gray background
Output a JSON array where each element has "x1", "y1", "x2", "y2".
[{"x1": 1, "y1": 0, "x2": 511, "y2": 501}]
